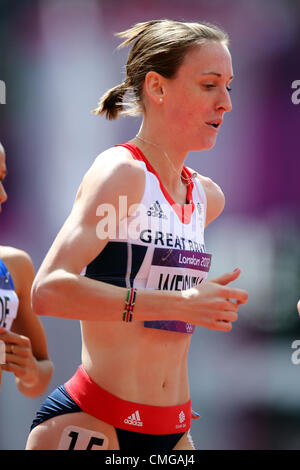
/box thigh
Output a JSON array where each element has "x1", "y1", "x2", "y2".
[
  {"x1": 26, "y1": 411, "x2": 120, "y2": 450},
  {"x1": 173, "y1": 430, "x2": 195, "y2": 450}
]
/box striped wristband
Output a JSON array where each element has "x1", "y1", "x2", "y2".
[{"x1": 122, "y1": 288, "x2": 137, "y2": 322}]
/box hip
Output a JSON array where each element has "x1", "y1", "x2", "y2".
[{"x1": 65, "y1": 365, "x2": 192, "y2": 435}]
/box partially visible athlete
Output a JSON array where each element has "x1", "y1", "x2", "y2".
[
  {"x1": 26, "y1": 20, "x2": 248, "y2": 450},
  {"x1": 0, "y1": 142, "x2": 53, "y2": 397}
]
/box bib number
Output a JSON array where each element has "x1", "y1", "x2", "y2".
[{"x1": 57, "y1": 425, "x2": 109, "y2": 450}]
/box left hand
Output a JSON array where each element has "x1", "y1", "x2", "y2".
[{"x1": 0, "y1": 327, "x2": 39, "y2": 388}]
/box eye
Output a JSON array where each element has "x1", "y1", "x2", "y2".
[{"x1": 203, "y1": 84, "x2": 232, "y2": 92}]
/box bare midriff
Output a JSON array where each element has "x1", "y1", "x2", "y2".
[{"x1": 81, "y1": 319, "x2": 191, "y2": 407}]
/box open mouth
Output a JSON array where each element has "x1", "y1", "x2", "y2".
[
  {"x1": 206, "y1": 121, "x2": 221, "y2": 129},
  {"x1": 206, "y1": 122, "x2": 220, "y2": 129}
]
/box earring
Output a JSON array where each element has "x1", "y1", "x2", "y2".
[{"x1": 159, "y1": 98, "x2": 163, "y2": 103}]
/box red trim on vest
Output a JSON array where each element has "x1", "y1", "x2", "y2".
[
  {"x1": 116, "y1": 142, "x2": 195, "y2": 224},
  {"x1": 65, "y1": 365, "x2": 191, "y2": 435}
]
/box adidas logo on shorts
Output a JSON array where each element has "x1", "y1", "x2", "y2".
[
  {"x1": 124, "y1": 410, "x2": 143, "y2": 427},
  {"x1": 147, "y1": 201, "x2": 168, "y2": 219}
]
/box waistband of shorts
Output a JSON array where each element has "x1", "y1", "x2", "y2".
[{"x1": 64, "y1": 365, "x2": 191, "y2": 435}]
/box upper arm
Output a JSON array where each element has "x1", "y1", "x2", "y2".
[
  {"x1": 2, "y1": 248, "x2": 50, "y2": 360},
  {"x1": 34, "y1": 147, "x2": 146, "y2": 283},
  {"x1": 187, "y1": 167, "x2": 225, "y2": 227}
]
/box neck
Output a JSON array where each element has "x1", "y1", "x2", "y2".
[{"x1": 133, "y1": 124, "x2": 189, "y2": 191}]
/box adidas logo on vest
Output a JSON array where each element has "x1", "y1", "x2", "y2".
[
  {"x1": 124, "y1": 410, "x2": 143, "y2": 427},
  {"x1": 147, "y1": 201, "x2": 168, "y2": 219}
]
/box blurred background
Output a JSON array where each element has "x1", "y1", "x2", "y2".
[{"x1": 0, "y1": 0, "x2": 300, "y2": 450}]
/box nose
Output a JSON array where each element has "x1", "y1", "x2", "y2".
[
  {"x1": 216, "y1": 89, "x2": 232, "y2": 113},
  {"x1": 0, "y1": 183, "x2": 7, "y2": 204}
]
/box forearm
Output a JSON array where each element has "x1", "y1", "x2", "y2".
[
  {"x1": 15, "y1": 358, "x2": 54, "y2": 399},
  {"x1": 33, "y1": 269, "x2": 248, "y2": 330},
  {"x1": 33, "y1": 269, "x2": 183, "y2": 322}
]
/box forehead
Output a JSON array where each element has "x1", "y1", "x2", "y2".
[{"x1": 179, "y1": 41, "x2": 233, "y2": 78}]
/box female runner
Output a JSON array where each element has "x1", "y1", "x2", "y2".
[
  {"x1": 26, "y1": 20, "x2": 248, "y2": 450},
  {"x1": 0, "y1": 142, "x2": 53, "y2": 397}
]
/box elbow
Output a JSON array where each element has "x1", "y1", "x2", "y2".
[
  {"x1": 31, "y1": 278, "x2": 52, "y2": 316},
  {"x1": 31, "y1": 269, "x2": 71, "y2": 317}
]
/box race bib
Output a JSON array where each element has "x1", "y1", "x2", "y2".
[
  {"x1": 144, "y1": 248, "x2": 212, "y2": 334},
  {"x1": 0, "y1": 274, "x2": 19, "y2": 331}
]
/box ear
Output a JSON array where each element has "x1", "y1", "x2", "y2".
[{"x1": 144, "y1": 71, "x2": 164, "y2": 104}]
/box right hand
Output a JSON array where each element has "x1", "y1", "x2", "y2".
[{"x1": 181, "y1": 268, "x2": 248, "y2": 331}]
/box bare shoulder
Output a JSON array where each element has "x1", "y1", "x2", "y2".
[
  {"x1": 187, "y1": 167, "x2": 225, "y2": 226},
  {"x1": 93, "y1": 145, "x2": 145, "y2": 172},
  {"x1": 70, "y1": 146, "x2": 146, "y2": 228},
  {"x1": 196, "y1": 173, "x2": 225, "y2": 204},
  {"x1": 0, "y1": 246, "x2": 34, "y2": 294},
  {"x1": 74, "y1": 146, "x2": 146, "y2": 211},
  {"x1": 84, "y1": 146, "x2": 145, "y2": 191},
  {"x1": 0, "y1": 246, "x2": 34, "y2": 274}
]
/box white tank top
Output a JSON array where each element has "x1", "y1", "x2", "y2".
[{"x1": 82, "y1": 142, "x2": 212, "y2": 334}]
